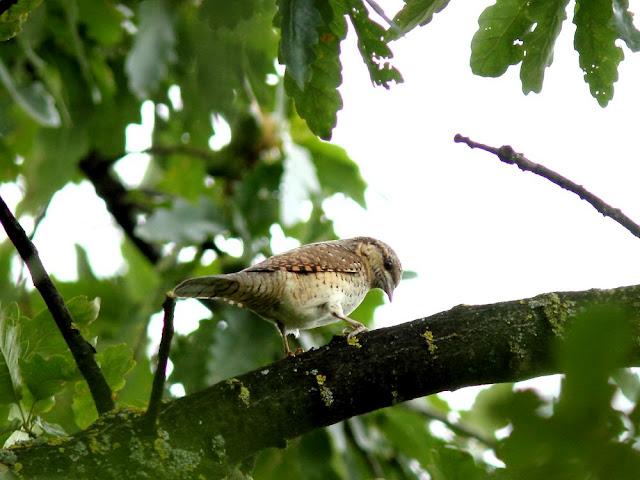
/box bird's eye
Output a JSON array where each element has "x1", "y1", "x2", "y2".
[{"x1": 383, "y1": 258, "x2": 393, "y2": 271}]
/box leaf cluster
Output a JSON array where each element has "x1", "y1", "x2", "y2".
[{"x1": 0, "y1": 0, "x2": 639, "y2": 477}]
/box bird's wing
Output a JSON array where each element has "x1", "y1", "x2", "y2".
[{"x1": 244, "y1": 240, "x2": 362, "y2": 274}]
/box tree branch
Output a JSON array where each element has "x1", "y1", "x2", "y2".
[
  {"x1": 454, "y1": 134, "x2": 640, "y2": 240},
  {"x1": 6, "y1": 283, "x2": 640, "y2": 477},
  {"x1": 79, "y1": 151, "x2": 161, "y2": 264},
  {"x1": 143, "y1": 295, "x2": 175, "y2": 433},
  {"x1": 0, "y1": 0, "x2": 18, "y2": 17},
  {"x1": 0, "y1": 195, "x2": 115, "y2": 414}
]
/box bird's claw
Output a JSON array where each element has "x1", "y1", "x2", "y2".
[
  {"x1": 344, "y1": 324, "x2": 368, "y2": 338},
  {"x1": 285, "y1": 346, "x2": 304, "y2": 357}
]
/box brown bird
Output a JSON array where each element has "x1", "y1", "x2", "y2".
[{"x1": 171, "y1": 237, "x2": 402, "y2": 355}]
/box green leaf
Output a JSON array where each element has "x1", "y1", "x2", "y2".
[
  {"x1": 612, "y1": 368, "x2": 640, "y2": 402},
  {"x1": 76, "y1": 0, "x2": 126, "y2": 46},
  {"x1": 202, "y1": 0, "x2": 257, "y2": 30},
  {"x1": 125, "y1": 0, "x2": 176, "y2": 98},
  {"x1": 117, "y1": 355, "x2": 153, "y2": 408},
  {"x1": 72, "y1": 381, "x2": 96, "y2": 429},
  {"x1": 380, "y1": 407, "x2": 486, "y2": 479},
  {"x1": 283, "y1": 199, "x2": 337, "y2": 245},
  {"x1": 520, "y1": 0, "x2": 569, "y2": 94},
  {"x1": 295, "y1": 429, "x2": 342, "y2": 480},
  {"x1": 178, "y1": 8, "x2": 278, "y2": 123},
  {"x1": 493, "y1": 305, "x2": 640, "y2": 478},
  {"x1": 21, "y1": 354, "x2": 76, "y2": 401},
  {"x1": 573, "y1": 0, "x2": 624, "y2": 107},
  {"x1": 461, "y1": 383, "x2": 513, "y2": 437},
  {"x1": 293, "y1": 124, "x2": 367, "y2": 206},
  {"x1": 284, "y1": 1, "x2": 345, "y2": 139},
  {"x1": 170, "y1": 319, "x2": 219, "y2": 394},
  {"x1": 0, "y1": 305, "x2": 22, "y2": 405},
  {"x1": 254, "y1": 429, "x2": 343, "y2": 479},
  {"x1": 32, "y1": 417, "x2": 67, "y2": 437},
  {"x1": 471, "y1": 0, "x2": 532, "y2": 77},
  {"x1": 345, "y1": 0, "x2": 403, "y2": 88},
  {"x1": 612, "y1": 0, "x2": 640, "y2": 52},
  {"x1": 121, "y1": 241, "x2": 161, "y2": 304},
  {"x1": 0, "y1": 59, "x2": 60, "y2": 127},
  {"x1": 156, "y1": 154, "x2": 208, "y2": 201},
  {"x1": 22, "y1": 296, "x2": 100, "y2": 361},
  {"x1": 0, "y1": 0, "x2": 43, "y2": 41},
  {"x1": 389, "y1": 0, "x2": 450, "y2": 40},
  {"x1": 97, "y1": 344, "x2": 135, "y2": 393},
  {"x1": 205, "y1": 307, "x2": 283, "y2": 383},
  {"x1": 278, "y1": 0, "x2": 325, "y2": 90},
  {"x1": 19, "y1": 125, "x2": 89, "y2": 214},
  {"x1": 234, "y1": 161, "x2": 284, "y2": 238},
  {"x1": 556, "y1": 304, "x2": 634, "y2": 419},
  {"x1": 0, "y1": 403, "x2": 20, "y2": 446},
  {"x1": 137, "y1": 197, "x2": 226, "y2": 245}
]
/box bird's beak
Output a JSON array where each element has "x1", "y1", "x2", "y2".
[{"x1": 384, "y1": 285, "x2": 394, "y2": 302}]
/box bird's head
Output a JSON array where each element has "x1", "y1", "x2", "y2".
[{"x1": 354, "y1": 237, "x2": 402, "y2": 301}]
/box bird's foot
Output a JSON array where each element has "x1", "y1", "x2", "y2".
[
  {"x1": 344, "y1": 324, "x2": 368, "y2": 338},
  {"x1": 285, "y1": 346, "x2": 304, "y2": 357}
]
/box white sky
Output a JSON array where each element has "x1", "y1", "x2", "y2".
[{"x1": 5, "y1": 0, "x2": 640, "y2": 409}]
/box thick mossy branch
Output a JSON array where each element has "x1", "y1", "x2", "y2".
[{"x1": 6, "y1": 284, "x2": 640, "y2": 478}]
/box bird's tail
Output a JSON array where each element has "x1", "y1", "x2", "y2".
[{"x1": 171, "y1": 275, "x2": 240, "y2": 300}]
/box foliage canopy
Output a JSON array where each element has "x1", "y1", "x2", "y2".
[{"x1": 0, "y1": 0, "x2": 639, "y2": 478}]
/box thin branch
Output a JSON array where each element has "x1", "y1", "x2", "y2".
[
  {"x1": 143, "y1": 295, "x2": 176, "y2": 433},
  {"x1": 364, "y1": 0, "x2": 401, "y2": 35},
  {"x1": 401, "y1": 402, "x2": 497, "y2": 449},
  {"x1": 454, "y1": 134, "x2": 640, "y2": 241},
  {"x1": 0, "y1": 195, "x2": 115, "y2": 414},
  {"x1": 79, "y1": 151, "x2": 161, "y2": 264}
]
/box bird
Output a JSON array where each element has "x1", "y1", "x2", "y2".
[{"x1": 170, "y1": 237, "x2": 402, "y2": 356}]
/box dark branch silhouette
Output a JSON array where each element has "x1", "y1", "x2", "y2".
[
  {"x1": 0, "y1": 0, "x2": 18, "y2": 17},
  {"x1": 143, "y1": 295, "x2": 176, "y2": 433},
  {"x1": 79, "y1": 151, "x2": 161, "y2": 264},
  {"x1": 0, "y1": 195, "x2": 114, "y2": 414},
  {"x1": 454, "y1": 134, "x2": 640, "y2": 240}
]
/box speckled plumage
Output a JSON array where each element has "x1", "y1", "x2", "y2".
[{"x1": 171, "y1": 237, "x2": 402, "y2": 355}]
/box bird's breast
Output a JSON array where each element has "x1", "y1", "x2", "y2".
[{"x1": 265, "y1": 271, "x2": 369, "y2": 330}]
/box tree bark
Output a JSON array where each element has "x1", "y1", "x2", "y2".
[{"x1": 4, "y1": 284, "x2": 640, "y2": 478}]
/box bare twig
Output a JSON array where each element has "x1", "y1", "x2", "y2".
[
  {"x1": 0, "y1": 194, "x2": 115, "y2": 414},
  {"x1": 143, "y1": 295, "x2": 176, "y2": 433},
  {"x1": 454, "y1": 134, "x2": 640, "y2": 241}
]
